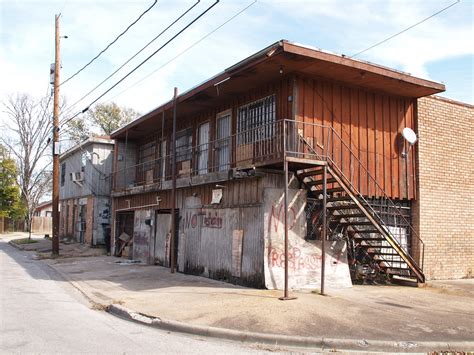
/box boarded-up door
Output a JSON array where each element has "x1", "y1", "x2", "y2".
[
  {"x1": 216, "y1": 111, "x2": 231, "y2": 171},
  {"x1": 154, "y1": 213, "x2": 172, "y2": 267},
  {"x1": 197, "y1": 122, "x2": 209, "y2": 175}
]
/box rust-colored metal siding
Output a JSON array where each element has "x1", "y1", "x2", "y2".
[{"x1": 296, "y1": 76, "x2": 416, "y2": 200}]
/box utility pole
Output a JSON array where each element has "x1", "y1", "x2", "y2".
[
  {"x1": 52, "y1": 14, "x2": 61, "y2": 256},
  {"x1": 170, "y1": 87, "x2": 178, "y2": 273}
]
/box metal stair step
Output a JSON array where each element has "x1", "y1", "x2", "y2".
[
  {"x1": 382, "y1": 266, "x2": 410, "y2": 270},
  {"x1": 354, "y1": 237, "x2": 385, "y2": 242},
  {"x1": 306, "y1": 178, "x2": 337, "y2": 186},
  {"x1": 358, "y1": 244, "x2": 387, "y2": 249},
  {"x1": 334, "y1": 213, "x2": 367, "y2": 218},
  {"x1": 353, "y1": 229, "x2": 380, "y2": 234},
  {"x1": 367, "y1": 251, "x2": 400, "y2": 256},
  {"x1": 313, "y1": 187, "x2": 345, "y2": 194},
  {"x1": 327, "y1": 204, "x2": 357, "y2": 211},
  {"x1": 338, "y1": 221, "x2": 373, "y2": 226},
  {"x1": 297, "y1": 169, "x2": 325, "y2": 178},
  {"x1": 327, "y1": 195, "x2": 352, "y2": 202}
]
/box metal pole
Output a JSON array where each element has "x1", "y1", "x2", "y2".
[
  {"x1": 52, "y1": 14, "x2": 61, "y2": 256},
  {"x1": 283, "y1": 159, "x2": 289, "y2": 297},
  {"x1": 279, "y1": 120, "x2": 296, "y2": 301},
  {"x1": 321, "y1": 164, "x2": 327, "y2": 295},
  {"x1": 124, "y1": 130, "x2": 128, "y2": 187},
  {"x1": 170, "y1": 87, "x2": 178, "y2": 273}
]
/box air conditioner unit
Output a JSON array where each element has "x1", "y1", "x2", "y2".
[{"x1": 71, "y1": 172, "x2": 84, "y2": 182}]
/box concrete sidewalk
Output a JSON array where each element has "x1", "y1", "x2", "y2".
[
  {"x1": 3, "y1": 233, "x2": 473, "y2": 352},
  {"x1": 5, "y1": 232, "x2": 106, "y2": 258}
]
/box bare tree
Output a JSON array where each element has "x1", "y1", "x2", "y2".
[{"x1": 1, "y1": 93, "x2": 54, "y2": 233}]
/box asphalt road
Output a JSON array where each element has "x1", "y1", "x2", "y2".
[{"x1": 0, "y1": 239, "x2": 272, "y2": 354}]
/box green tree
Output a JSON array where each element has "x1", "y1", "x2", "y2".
[
  {"x1": 88, "y1": 102, "x2": 139, "y2": 136},
  {"x1": 64, "y1": 117, "x2": 90, "y2": 144},
  {"x1": 0, "y1": 149, "x2": 25, "y2": 219}
]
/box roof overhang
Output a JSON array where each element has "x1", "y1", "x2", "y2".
[{"x1": 112, "y1": 40, "x2": 445, "y2": 140}]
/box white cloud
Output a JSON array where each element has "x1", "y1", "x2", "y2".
[{"x1": 1, "y1": 0, "x2": 472, "y2": 126}]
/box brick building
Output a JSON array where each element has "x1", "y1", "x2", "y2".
[{"x1": 414, "y1": 96, "x2": 474, "y2": 280}]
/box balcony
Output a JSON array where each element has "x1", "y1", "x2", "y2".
[{"x1": 111, "y1": 119, "x2": 338, "y2": 195}]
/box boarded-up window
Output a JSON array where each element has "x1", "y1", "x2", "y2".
[
  {"x1": 237, "y1": 94, "x2": 276, "y2": 145},
  {"x1": 137, "y1": 141, "x2": 155, "y2": 184}
]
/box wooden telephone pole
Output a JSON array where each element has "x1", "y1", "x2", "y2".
[{"x1": 52, "y1": 14, "x2": 61, "y2": 256}]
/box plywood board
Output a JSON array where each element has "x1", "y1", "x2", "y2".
[{"x1": 263, "y1": 187, "x2": 352, "y2": 290}]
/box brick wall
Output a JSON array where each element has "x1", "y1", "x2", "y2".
[
  {"x1": 85, "y1": 196, "x2": 94, "y2": 245},
  {"x1": 413, "y1": 95, "x2": 474, "y2": 280}
]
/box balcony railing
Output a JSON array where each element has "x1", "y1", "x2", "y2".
[{"x1": 113, "y1": 120, "x2": 285, "y2": 190}]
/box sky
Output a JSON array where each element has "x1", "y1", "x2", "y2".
[{"x1": 0, "y1": 0, "x2": 473, "y2": 125}]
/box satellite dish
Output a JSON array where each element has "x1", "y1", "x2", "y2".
[{"x1": 402, "y1": 127, "x2": 417, "y2": 145}]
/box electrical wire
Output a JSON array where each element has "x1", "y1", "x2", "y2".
[
  {"x1": 60, "y1": 0, "x2": 158, "y2": 86},
  {"x1": 62, "y1": 0, "x2": 200, "y2": 118},
  {"x1": 107, "y1": 0, "x2": 257, "y2": 103},
  {"x1": 60, "y1": 0, "x2": 220, "y2": 129},
  {"x1": 350, "y1": 0, "x2": 460, "y2": 58}
]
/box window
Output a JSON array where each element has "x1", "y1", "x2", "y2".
[
  {"x1": 81, "y1": 151, "x2": 88, "y2": 169},
  {"x1": 175, "y1": 128, "x2": 192, "y2": 162},
  {"x1": 237, "y1": 94, "x2": 276, "y2": 145},
  {"x1": 137, "y1": 141, "x2": 156, "y2": 184},
  {"x1": 60, "y1": 163, "x2": 66, "y2": 186}
]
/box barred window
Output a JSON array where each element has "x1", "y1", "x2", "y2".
[
  {"x1": 175, "y1": 128, "x2": 193, "y2": 162},
  {"x1": 237, "y1": 94, "x2": 276, "y2": 145}
]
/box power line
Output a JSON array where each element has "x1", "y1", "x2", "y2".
[
  {"x1": 107, "y1": 0, "x2": 257, "y2": 103},
  {"x1": 63, "y1": 0, "x2": 200, "y2": 118},
  {"x1": 350, "y1": 0, "x2": 460, "y2": 58},
  {"x1": 60, "y1": 0, "x2": 158, "y2": 86},
  {"x1": 60, "y1": 0, "x2": 220, "y2": 130}
]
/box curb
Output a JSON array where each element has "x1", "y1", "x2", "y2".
[
  {"x1": 11, "y1": 240, "x2": 471, "y2": 353},
  {"x1": 107, "y1": 304, "x2": 474, "y2": 352},
  {"x1": 8, "y1": 240, "x2": 25, "y2": 250}
]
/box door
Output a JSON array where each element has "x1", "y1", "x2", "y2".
[
  {"x1": 78, "y1": 205, "x2": 86, "y2": 243},
  {"x1": 216, "y1": 111, "x2": 231, "y2": 171},
  {"x1": 197, "y1": 122, "x2": 210, "y2": 175},
  {"x1": 154, "y1": 212, "x2": 172, "y2": 267},
  {"x1": 115, "y1": 212, "x2": 134, "y2": 257}
]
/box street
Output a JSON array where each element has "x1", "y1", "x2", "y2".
[{"x1": 0, "y1": 239, "x2": 271, "y2": 354}]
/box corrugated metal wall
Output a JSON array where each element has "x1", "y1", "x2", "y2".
[{"x1": 113, "y1": 175, "x2": 269, "y2": 287}]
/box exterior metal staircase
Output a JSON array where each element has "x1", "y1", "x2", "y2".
[{"x1": 286, "y1": 121, "x2": 425, "y2": 283}]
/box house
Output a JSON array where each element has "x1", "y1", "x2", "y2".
[
  {"x1": 109, "y1": 40, "x2": 472, "y2": 289},
  {"x1": 34, "y1": 200, "x2": 53, "y2": 217},
  {"x1": 59, "y1": 136, "x2": 114, "y2": 248}
]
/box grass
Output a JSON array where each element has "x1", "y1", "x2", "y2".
[{"x1": 13, "y1": 238, "x2": 39, "y2": 245}]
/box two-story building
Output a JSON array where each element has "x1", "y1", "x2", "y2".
[
  {"x1": 109, "y1": 40, "x2": 471, "y2": 290},
  {"x1": 59, "y1": 136, "x2": 114, "y2": 248}
]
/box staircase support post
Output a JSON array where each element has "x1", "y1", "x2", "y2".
[
  {"x1": 321, "y1": 165, "x2": 327, "y2": 295},
  {"x1": 279, "y1": 120, "x2": 296, "y2": 301}
]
